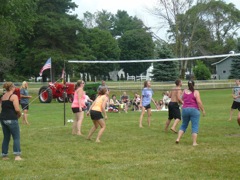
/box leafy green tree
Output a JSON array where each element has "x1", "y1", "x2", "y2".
[
  {"x1": 95, "y1": 10, "x2": 114, "y2": 31},
  {"x1": 151, "y1": 42, "x2": 179, "y2": 81},
  {"x1": 0, "y1": 0, "x2": 36, "y2": 81},
  {"x1": 118, "y1": 29, "x2": 154, "y2": 76},
  {"x1": 82, "y1": 28, "x2": 120, "y2": 79},
  {"x1": 111, "y1": 10, "x2": 147, "y2": 37},
  {"x1": 15, "y1": 0, "x2": 89, "y2": 80},
  {"x1": 229, "y1": 56, "x2": 240, "y2": 79},
  {"x1": 185, "y1": 1, "x2": 240, "y2": 71},
  {"x1": 193, "y1": 61, "x2": 211, "y2": 80},
  {"x1": 152, "y1": 0, "x2": 240, "y2": 78},
  {"x1": 82, "y1": 11, "x2": 97, "y2": 28}
]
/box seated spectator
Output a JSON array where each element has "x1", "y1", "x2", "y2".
[
  {"x1": 85, "y1": 94, "x2": 93, "y2": 111},
  {"x1": 156, "y1": 99, "x2": 164, "y2": 110},
  {"x1": 121, "y1": 92, "x2": 130, "y2": 113},
  {"x1": 162, "y1": 91, "x2": 171, "y2": 109},
  {"x1": 132, "y1": 93, "x2": 141, "y2": 111},
  {"x1": 109, "y1": 94, "x2": 121, "y2": 112}
]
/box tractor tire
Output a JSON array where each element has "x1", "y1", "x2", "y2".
[
  {"x1": 68, "y1": 94, "x2": 74, "y2": 103},
  {"x1": 57, "y1": 94, "x2": 68, "y2": 103},
  {"x1": 57, "y1": 92, "x2": 68, "y2": 103},
  {"x1": 39, "y1": 86, "x2": 53, "y2": 103}
]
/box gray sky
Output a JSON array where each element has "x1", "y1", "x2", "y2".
[{"x1": 71, "y1": 0, "x2": 240, "y2": 40}]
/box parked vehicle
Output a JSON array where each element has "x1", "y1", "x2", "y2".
[
  {"x1": 38, "y1": 82, "x2": 75, "y2": 103},
  {"x1": 38, "y1": 82, "x2": 101, "y2": 103}
]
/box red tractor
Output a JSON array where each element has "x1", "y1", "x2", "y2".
[{"x1": 38, "y1": 82, "x2": 75, "y2": 103}]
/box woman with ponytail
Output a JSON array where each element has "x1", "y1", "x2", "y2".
[
  {"x1": 0, "y1": 82, "x2": 22, "y2": 160},
  {"x1": 176, "y1": 80, "x2": 205, "y2": 146},
  {"x1": 71, "y1": 80, "x2": 86, "y2": 136}
]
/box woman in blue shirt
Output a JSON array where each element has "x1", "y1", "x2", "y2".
[
  {"x1": 20, "y1": 81, "x2": 32, "y2": 125},
  {"x1": 139, "y1": 80, "x2": 157, "y2": 127}
]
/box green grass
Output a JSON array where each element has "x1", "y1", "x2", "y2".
[{"x1": 0, "y1": 89, "x2": 240, "y2": 179}]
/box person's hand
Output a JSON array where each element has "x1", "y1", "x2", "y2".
[
  {"x1": 17, "y1": 111, "x2": 21, "y2": 118},
  {"x1": 104, "y1": 115, "x2": 108, "y2": 120},
  {"x1": 29, "y1": 96, "x2": 32, "y2": 98},
  {"x1": 86, "y1": 111, "x2": 90, "y2": 116},
  {"x1": 202, "y1": 110, "x2": 206, "y2": 117}
]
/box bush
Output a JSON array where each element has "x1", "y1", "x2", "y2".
[{"x1": 193, "y1": 61, "x2": 211, "y2": 80}]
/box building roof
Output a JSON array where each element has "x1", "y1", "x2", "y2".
[{"x1": 211, "y1": 56, "x2": 230, "y2": 66}]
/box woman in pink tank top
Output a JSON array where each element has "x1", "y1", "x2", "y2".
[
  {"x1": 71, "y1": 80, "x2": 86, "y2": 136},
  {"x1": 176, "y1": 80, "x2": 205, "y2": 146}
]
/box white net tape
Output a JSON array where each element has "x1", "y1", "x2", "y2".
[{"x1": 68, "y1": 53, "x2": 240, "y2": 64}]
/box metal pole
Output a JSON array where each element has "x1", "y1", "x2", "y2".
[
  {"x1": 50, "y1": 57, "x2": 53, "y2": 82},
  {"x1": 63, "y1": 60, "x2": 66, "y2": 126}
]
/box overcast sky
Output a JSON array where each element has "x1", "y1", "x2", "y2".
[{"x1": 71, "y1": 0, "x2": 240, "y2": 40}]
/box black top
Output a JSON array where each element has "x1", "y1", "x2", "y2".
[{"x1": 0, "y1": 94, "x2": 18, "y2": 120}]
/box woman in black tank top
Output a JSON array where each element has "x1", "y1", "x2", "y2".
[{"x1": 0, "y1": 82, "x2": 22, "y2": 161}]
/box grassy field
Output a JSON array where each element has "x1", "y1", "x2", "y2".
[{"x1": 0, "y1": 87, "x2": 240, "y2": 179}]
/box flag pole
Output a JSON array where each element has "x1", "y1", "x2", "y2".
[
  {"x1": 63, "y1": 60, "x2": 66, "y2": 126},
  {"x1": 50, "y1": 58, "x2": 53, "y2": 82}
]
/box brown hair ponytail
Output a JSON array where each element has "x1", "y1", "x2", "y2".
[{"x1": 188, "y1": 80, "x2": 195, "y2": 92}]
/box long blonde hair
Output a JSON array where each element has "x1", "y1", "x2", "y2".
[{"x1": 21, "y1": 81, "x2": 28, "y2": 89}]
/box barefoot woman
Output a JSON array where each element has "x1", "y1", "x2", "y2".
[
  {"x1": 71, "y1": 80, "x2": 86, "y2": 135},
  {"x1": 87, "y1": 87, "x2": 108, "y2": 142},
  {"x1": 139, "y1": 80, "x2": 157, "y2": 128},
  {"x1": 0, "y1": 82, "x2": 22, "y2": 160},
  {"x1": 176, "y1": 80, "x2": 205, "y2": 146}
]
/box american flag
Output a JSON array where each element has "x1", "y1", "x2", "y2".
[{"x1": 39, "y1": 58, "x2": 51, "y2": 76}]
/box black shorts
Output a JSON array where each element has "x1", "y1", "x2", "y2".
[
  {"x1": 143, "y1": 104, "x2": 151, "y2": 110},
  {"x1": 231, "y1": 101, "x2": 240, "y2": 111},
  {"x1": 21, "y1": 103, "x2": 29, "y2": 110},
  {"x1": 72, "y1": 107, "x2": 86, "y2": 113},
  {"x1": 168, "y1": 102, "x2": 181, "y2": 120},
  {"x1": 90, "y1": 110, "x2": 103, "y2": 120}
]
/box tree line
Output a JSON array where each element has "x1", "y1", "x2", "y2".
[{"x1": 0, "y1": 0, "x2": 240, "y2": 82}]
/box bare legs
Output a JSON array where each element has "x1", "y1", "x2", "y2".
[
  {"x1": 139, "y1": 107, "x2": 151, "y2": 128},
  {"x1": 171, "y1": 119, "x2": 180, "y2": 133},
  {"x1": 176, "y1": 130, "x2": 198, "y2": 146},
  {"x1": 139, "y1": 107, "x2": 145, "y2": 128},
  {"x1": 176, "y1": 130, "x2": 184, "y2": 143},
  {"x1": 192, "y1": 133, "x2": 198, "y2": 146},
  {"x1": 229, "y1": 108, "x2": 233, "y2": 121},
  {"x1": 165, "y1": 119, "x2": 180, "y2": 133},
  {"x1": 72, "y1": 111, "x2": 84, "y2": 135},
  {"x1": 147, "y1": 109, "x2": 151, "y2": 126},
  {"x1": 165, "y1": 120, "x2": 171, "y2": 132},
  {"x1": 238, "y1": 112, "x2": 240, "y2": 126},
  {"x1": 22, "y1": 109, "x2": 29, "y2": 125},
  {"x1": 87, "y1": 119, "x2": 106, "y2": 142}
]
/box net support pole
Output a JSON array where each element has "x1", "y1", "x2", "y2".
[{"x1": 63, "y1": 60, "x2": 66, "y2": 126}]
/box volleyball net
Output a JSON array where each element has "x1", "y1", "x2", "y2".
[{"x1": 67, "y1": 52, "x2": 240, "y2": 91}]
